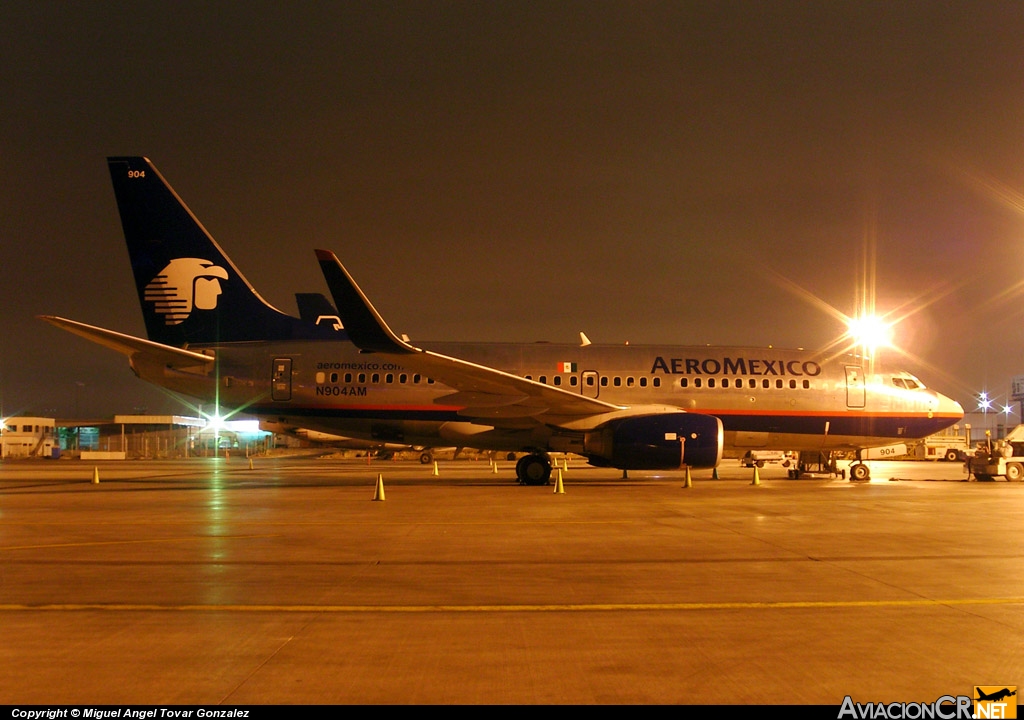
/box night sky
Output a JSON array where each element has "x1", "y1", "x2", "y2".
[{"x1": 3, "y1": 2, "x2": 1024, "y2": 419}]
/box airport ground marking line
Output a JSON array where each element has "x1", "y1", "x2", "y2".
[
  {"x1": 2, "y1": 597, "x2": 1023, "y2": 613},
  {"x1": 0, "y1": 534, "x2": 280, "y2": 551},
  {"x1": 0, "y1": 519, "x2": 635, "y2": 527}
]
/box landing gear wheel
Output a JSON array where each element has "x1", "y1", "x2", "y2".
[
  {"x1": 515, "y1": 453, "x2": 552, "y2": 486},
  {"x1": 1006, "y1": 462, "x2": 1022, "y2": 481},
  {"x1": 850, "y1": 463, "x2": 870, "y2": 481}
]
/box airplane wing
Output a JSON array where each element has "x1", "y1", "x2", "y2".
[
  {"x1": 38, "y1": 315, "x2": 215, "y2": 369},
  {"x1": 315, "y1": 250, "x2": 634, "y2": 426}
]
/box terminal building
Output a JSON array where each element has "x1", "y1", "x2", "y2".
[
  {"x1": 1, "y1": 417, "x2": 57, "y2": 459},
  {"x1": 1, "y1": 415, "x2": 273, "y2": 460}
]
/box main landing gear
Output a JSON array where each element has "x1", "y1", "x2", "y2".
[{"x1": 515, "y1": 453, "x2": 552, "y2": 486}]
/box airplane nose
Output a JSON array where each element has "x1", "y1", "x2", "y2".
[{"x1": 937, "y1": 393, "x2": 964, "y2": 420}]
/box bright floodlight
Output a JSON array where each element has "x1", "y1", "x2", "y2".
[{"x1": 846, "y1": 314, "x2": 893, "y2": 357}]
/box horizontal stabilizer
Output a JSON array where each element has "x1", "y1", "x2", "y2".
[{"x1": 38, "y1": 315, "x2": 214, "y2": 367}]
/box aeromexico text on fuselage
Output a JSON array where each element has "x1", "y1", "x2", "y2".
[{"x1": 650, "y1": 356, "x2": 822, "y2": 377}]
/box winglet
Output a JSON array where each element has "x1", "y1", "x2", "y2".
[{"x1": 315, "y1": 249, "x2": 416, "y2": 354}]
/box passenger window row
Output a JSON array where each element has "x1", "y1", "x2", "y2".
[
  {"x1": 318, "y1": 372, "x2": 435, "y2": 385},
  {"x1": 680, "y1": 377, "x2": 811, "y2": 390},
  {"x1": 523, "y1": 375, "x2": 663, "y2": 388},
  {"x1": 317, "y1": 371, "x2": 811, "y2": 390},
  {"x1": 524, "y1": 375, "x2": 811, "y2": 390}
]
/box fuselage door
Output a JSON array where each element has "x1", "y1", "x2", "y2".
[
  {"x1": 845, "y1": 365, "x2": 865, "y2": 409},
  {"x1": 581, "y1": 370, "x2": 600, "y2": 398},
  {"x1": 272, "y1": 358, "x2": 293, "y2": 401}
]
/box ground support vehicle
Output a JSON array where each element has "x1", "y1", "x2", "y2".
[
  {"x1": 911, "y1": 430, "x2": 969, "y2": 462},
  {"x1": 967, "y1": 425, "x2": 1024, "y2": 481}
]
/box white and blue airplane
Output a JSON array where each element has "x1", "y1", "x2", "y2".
[{"x1": 42, "y1": 157, "x2": 964, "y2": 484}]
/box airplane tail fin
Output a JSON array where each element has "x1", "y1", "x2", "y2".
[
  {"x1": 295, "y1": 293, "x2": 339, "y2": 324},
  {"x1": 107, "y1": 156, "x2": 344, "y2": 345}
]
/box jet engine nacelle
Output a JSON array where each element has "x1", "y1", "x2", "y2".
[{"x1": 582, "y1": 412, "x2": 723, "y2": 470}]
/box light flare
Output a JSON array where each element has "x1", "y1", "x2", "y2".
[{"x1": 845, "y1": 314, "x2": 894, "y2": 359}]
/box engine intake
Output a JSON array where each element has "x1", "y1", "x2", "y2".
[{"x1": 583, "y1": 412, "x2": 723, "y2": 470}]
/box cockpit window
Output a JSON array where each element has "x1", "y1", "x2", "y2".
[{"x1": 892, "y1": 376, "x2": 922, "y2": 390}]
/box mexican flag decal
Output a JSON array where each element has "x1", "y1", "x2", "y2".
[{"x1": 558, "y1": 361, "x2": 578, "y2": 373}]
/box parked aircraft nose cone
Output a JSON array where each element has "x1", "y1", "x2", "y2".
[{"x1": 937, "y1": 393, "x2": 964, "y2": 420}]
